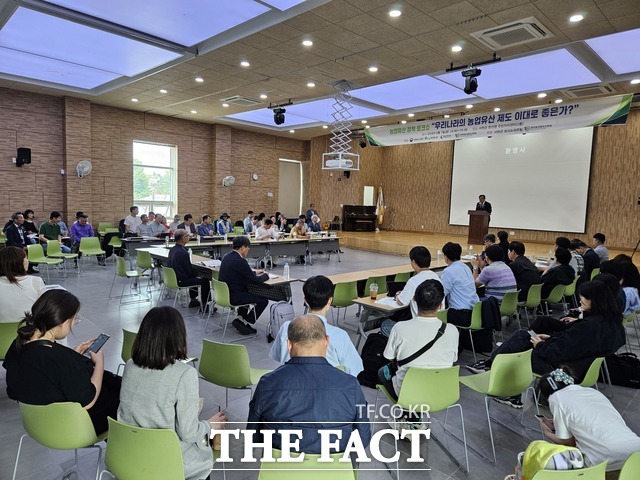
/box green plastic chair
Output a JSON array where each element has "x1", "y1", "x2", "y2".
[
  {"x1": 518, "y1": 283, "x2": 543, "y2": 326},
  {"x1": 457, "y1": 301, "x2": 486, "y2": 362},
  {"x1": 500, "y1": 290, "x2": 521, "y2": 330},
  {"x1": 233, "y1": 226, "x2": 244, "y2": 235},
  {"x1": 199, "y1": 339, "x2": 271, "y2": 409},
  {"x1": 394, "y1": 271, "x2": 411, "y2": 283},
  {"x1": 104, "y1": 227, "x2": 120, "y2": 233},
  {"x1": 208, "y1": 278, "x2": 257, "y2": 342},
  {"x1": 109, "y1": 257, "x2": 149, "y2": 304},
  {"x1": 331, "y1": 281, "x2": 358, "y2": 326},
  {"x1": 437, "y1": 309, "x2": 448, "y2": 322},
  {"x1": 79, "y1": 237, "x2": 106, "y2": 269},
  {"x1": 531, "y1": 461, "x2": 607, "y2": 479},
  {"x1": 97, "y1": 222, "x2": 113, "y2": 231},
  {"x1": 364, "y1": 275, "x2": 388, "y2": 296},
  {"x1": 157, "y1": 266, "x2": 195, "y2": 309},
  {"x1": 590, "y1": 267, "x2": 601, "y2": 280},
  {"x1": 459, "y1": 350, "x2": 536, "y2": 463},
  {"x1": 98, "y1": 417, "x2": 184, "y2": 480},
  {"x1": 258, "y1": 449, "x2": 355, "y2": 479},
  {"x1": 107, "y1": 235, "x2": 123, "y2": 260},
  {"x1": 542, "y1": 283, "x2": 567, "y2": 316},
  {"x1": 620, "y1": 452, "x2": 640, "y2": 480},
  {"x1": 116, "y1": 328, "x2": 138, "y2": 376},
  {"x1": 46, "y1": 239, "x2": 78, "y2": 274},
  {"x1": 376, "y1": 366, "x2": 469, "y2": 474},
  {"x1": 0, "y1": 321, "x2": 19, "y2": 360},
  {"x1": 136, "y1": 250, "x2": 155, "y2": 283},
  {"x1": 27, "y1": 243, "x2": 63, "y2": 282},
  {"x1": 13, "y1": 402, "x2": 107, "y2": 480},
  {"x1": 579, "y1": 356, "x2": 613, "y2": 398},
  {"x1": 623, "y1": 312, "x2": 640, "y2": 352},
  {"x1": 563, "y1": 276, "x2": 579, "y2": 308}
]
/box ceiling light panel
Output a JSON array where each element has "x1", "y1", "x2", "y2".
[
  {"x1": 0, "y1": 7, "x2": 181, "y2": 78},
  {"x1": 436, "y1": 49, "x2": 600, "y2": 99},
  {"x1": 585, "y1": 28, "x2": 640, "y2": 75},
  {"x1": 42, "y1": 0, "x2": 272, "y2": 47},
  {"x1": 351, "y1": 75, "x2": 473, "y2": 110}
]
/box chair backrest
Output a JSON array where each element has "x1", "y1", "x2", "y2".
[
  {"x1": 122, "y1": 329, "x2": 137, "y2": 364},
  {"x1": 486, "y1": 350, "x2": 533, "y2": 397},
  {"x1": 199, "y1": 338, "x2": 253, "y2": 388},
  {"x1": 0, "y1": 321, "x2": 19, "y2": 360},
  {"x1": 97, "y1": 222, "x2": 113, "y2": 231},
  {"x1": 469, "y1": 301, "x2": 483, "y2": 330},
  {"x1": 394, "y1": 271, "x2": 411, "y2": 283},
  {"x1": 233, "y1": 226, "x2": 244, "y2": 235},
  {"x1": 590, "y1": 268, "x2": 601, "y2": 280},
  {"x1": 619, "y1": 452, "x2": 640, "y2": 480},
  {"x1": 397, "y1": 366, "x2": 460, "y2": 413},
  {"x1": 436, "y1": 309, "x2": 448, "y2": 322},
  {"x1": 364, "y1": 276, "x2": 387, "y2": 296},
  {"x1": 563, "y1": 277, "x2": 578, "y2": 297},
  {"x1": 525, "y1": 284, "x2": 543, "y2": 308},
  {"x1": 578, "y1": 357, "x2": 605, "y2": 388},
  {"x1": 500, "y1": 290, "x2": 520, "y2": 316},
  {"x1": 161, "y1": 266, "x2": 179, "y2": 289},
  {"x1": 107, "y1": 235, "x2": 122, "y2": 247},
  {"x1": 531, "y1": 461, "x2": 607, "y2": 479},
  {"x1": 104, "y1": 417, "x2": 184, "y2": 480},
  {"x1": 27, "y1": 243, "x2": 47, "y2": 262},
  {"x1": 105, "y1": 227, "x2": 120, "y2": 233},
  {"x1": 115, "y1": 256, "x2": 129, "y2": 277},
  {"x1": 212, "y1": 278, "x2": 232, "y2": 308},
  {"x1": 544, "y1": 283, "x2": 567, "y2": 303},
  {"x1": 259, "y1": 449, "x2": 354, "y2": 479},
  {"x1": 79, "y1": 236, "x2": 101, "y2": 252},
  {"x1": 332, "y1": 282, "x2": 358, "y2": 308},
  {"x1": 136, "y1": 250, "x2": 152, "y2": 269},
  {"x1": 46, "y1": 239, "x2": 63, "y2": 256},
  {"x1": 19, "y1": 402, "x2": 99, "y2": 449}
]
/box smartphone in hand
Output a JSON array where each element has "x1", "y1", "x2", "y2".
[
  {"x1": 84, "y1": 333, "x2": 110, "y2": 357},
  {"x1": 528, "y1": 329, "x2": 539, "y2": 340}
]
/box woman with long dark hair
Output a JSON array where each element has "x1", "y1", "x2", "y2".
[
  {"x1": 118, "y1": 307, "x2": 226, "y2": 480},
  {"x1": 0, "y1": 246, "x2": 46, "y2": 323},
  {"x1": 3, "y1": 290, "x2": 120, "y2": 434}
]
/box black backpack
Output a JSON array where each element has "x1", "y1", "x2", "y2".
[{"x1": 357, "y1": 333, "x2": 388, "y2": 388}]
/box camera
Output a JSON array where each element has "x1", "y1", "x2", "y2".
[{"x1": 461, "y1": 67, "x2": 481, "y2": 77}]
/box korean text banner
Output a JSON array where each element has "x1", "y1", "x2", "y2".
[{"x1": 364, "y1": 94, "x2": 631, "y2": 147}]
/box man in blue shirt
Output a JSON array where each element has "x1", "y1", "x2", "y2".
[
  {"x1": 243, "y1": 210, "x2": 254, "y2": 233},
  {"x1": 269, "y1": 275, "x2": 363, "y2": 376},
  {"x1": 248, "y1": 315, "x2": 371, "y2": 454},
  {"x1": 196, "y1": 214, "x2": 215, "y2": 237},
  {"x1": 440, "y1": 242, "x2": 479, "y2": 327}
]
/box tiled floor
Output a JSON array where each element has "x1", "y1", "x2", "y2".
[{"x1": 1, "y1": 247, "x2": 639, "y2": 480}]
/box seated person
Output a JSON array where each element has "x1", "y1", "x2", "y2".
[
  {"x1": 466, "y1": 281, "x2": 625, "y2": 407},
  {"x1": 440, "y1": 242, "x2": 479, "y2": 327},
  {"x1": 70, "y1": 213, "x2": 105, "y2": 265},
  {"x1": 593, "y1": 232, "x2": 609, "y2": 262},
  {"x1": 135, "y1": 214, "x2": 154, "y2": 236},
  {"x1": 378, "y1": 280, "x2": 459, "y2": 401},
  {"x1": 507, "y1": 241, "x2": 541, "y2": 302},
  {"x1": 147, "y1": 214, "x2": 168, "y2": 237},
  {"x1": 255, "y1": 219, "x2": 280, "y2": 241},
  {"x1": 537, "y1": 367, "x2": 640, "y2": 478},
  {"x1": 381, "y1": 246, "x2": 441, "y2": 336},
  {"x1": 308, "y1": 215, "x2": 322, "y2": 233},
  {"x1": 568, "y1": 239, "x2": 585, "y2": 276},
  {"x1": 243, "y1": 211, "x2": 254, "y2": 234},
  {"x1": 619, "y1": 261, "x2": 640, "y2": 316},
  {"x1": 118, "y1": 306, "x2": 227, "y2": 480},
  {"x1": 22, "y1": 209, "x2": 39, "y2": 243},
  {"x1": 471, "y1": 245, "x2": 517, "y2": 301},
  {"x1": 196, "y1": 215, "x2": 215, "y2": 237},
  {"x1": 218, "y1": 236, "x2": 270, "y2": 335},
  {"x1": 167, "y1": 230, "x2": 210, "y2": 309},
  {"x1": 276, "y1": 214, "x2": 290, "y2": 233},
  {"x1": 541, "y1": 237, "x2": 579, "y2": 276},
  {"x1": 290, "y1": 218, "x2": 309, "y2": 238},
  {"x1": 5, "y1": 212, "x2": 29, "y2": 249},
  {"x1": 574, "y1": 239, "x2": 600, "y2": 284},
  {"x1": 248, "y1": 315, "x2": 370, "y2": 453},
  {"x1": 177, "y1": 214, "x2": 197, "y2": 237},
  {"x1": 598, "y1": 262, "x2": 627, "y2": 311},
  {"x1": 540, "y1": 247, "x2": 576, "y2": 298},
  {"x1": 3, "y1": 290, "x2": 121, "y2": 435},
  {"x1": 269, "y1": 275, "x2": 363, "y2": 376},
  {"x1": 124, "y1": 206, "x2": 142, "y2": 234},
  {"x1": 169, "y1": 214, "x2": 181, "y2": 233},
  {"x1": 38, "y1": 211, "x2": 71, "y2": 253},
  {"x1": 217, "y1": 213, "x2": 232, "y2": 235},
  {"x1": 0, "y1": 247, "x2": 46, "y2": 323},
  {"x1": 497, "y1": 230, "x2": 511, "y2": 265}
]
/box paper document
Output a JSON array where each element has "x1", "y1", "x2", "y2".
[
  {"x1": 201, "y1": 260, "x2": 221, "y2": 267},
  {"x1": 461, "y1": 255, "x2": 475, "y2": 260},
  {"x1": 375, "y1": 297, "x2": 399, "y2": 307},
  {"x1": 268, "y1": 273, "x2": 279, "y2": 279}
]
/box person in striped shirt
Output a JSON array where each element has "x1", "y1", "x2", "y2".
[{"x1": 471, "y1": 244, "x2": 517, "y2": 301}]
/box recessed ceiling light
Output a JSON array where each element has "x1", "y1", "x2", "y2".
[
  {"x1": 302, "y1": 40, "x2": 313, "y2": 47},
  {"x1": 555, "y1": 99, "x2": 563, "y2": 104},
  {"x1": 408, "y1": 113, "x2": 415, "y2": 117},
  {"x1": 361, "y1": 119, "x2": 368, "y2": 124},
  {"x1": 131, "y1": 98, "x2": 138, "y2": 102},
  {"x1": 240, "y1": 61, "x2": 250, "y2": 67},
  {"x1": 631, "y1": 79, "x2": 640, "y2": 85},
  {"x1": 444, "y1": 114, "x2": 450, "y2": 118},
  {"x1": 289, "y1": 129, "x2": 295, "y2": 133},
  {"x1": 190, "y1": 110, "x2": 197, "y2": 114},
  {"x1": 401, "y1": 120, "x2": 407, "y2": 124},
  {"x1": 260, "y1": 94, "x2": 268, "y2": 99},
  {"x1": 159, "y1": 89, "x2": 167, "y2": 94},
  {"x1": 195, "y1": 77, "x2": 204, "y2": 83},
  {"x1": 537, "y1": 92, "x2": 547, "y2": 98},
  {"x1": 389, "y1": 9, "x2": 401, "y2": 17},
  {"x1": 222, "y1": 103, "x2": 229, "y2": 108},
  {"x1": 307, "y1": 82, "x2": 316, "y2": 88},
  {"x1": 368, "y1": 66, "x2": 378, "y2": 72},
  {"x1": 569, "y1": 14, "x2": 584, "y2": 23},
  {"x1": 465, "y1": 104, "x2": 473, "y2": 109},
  {"x1": 322, "y1": 125, "x2": 328, "y2": 129},
  {"x1": 493, "y1": 107, "x2": 500, "y2": 112},
  {"x1": 451, "y1": 45, "x2": 462, "y2": 53}
]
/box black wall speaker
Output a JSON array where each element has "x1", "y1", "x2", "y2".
[
  {"x1": 16, "y1": 148, "x2": 31, "y2": 167},
  {"x1": 343, "y1": 170, "x2": 351, "y2": 179}
]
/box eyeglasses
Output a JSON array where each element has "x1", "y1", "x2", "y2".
[{"x1": 72, "y1": 315, "x2": 83, "y2": 326}]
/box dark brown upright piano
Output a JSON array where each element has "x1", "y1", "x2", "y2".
[{"x1": 342, "y1": 205, "x2": 376, "y2": 232}]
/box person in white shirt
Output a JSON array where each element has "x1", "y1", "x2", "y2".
[
  {"x1": 538, "y1": 367, "x2": 640, "y2": 477},
  {"x1": 124, "y1": 205, "x2": 142, "y2": 234},
  {"x1": 0, "y1": 247, "x2": 46, "y2": 323},
  {"x1": 380, "y1": 246, "x2": 442, "y2": 336},
  {"x1": 593, "y1": 233, "x2": 609, "y2": 262},
  {"x1": 379, "y1": 279, "x2": 459, "y2": 400},
  {"x1": 135, "y1": 214, "x2": 154, "y2": 236},
  {"x1": 269, "y1": 275, "x2": 363, "y2": 376},
  {"x1": 255, "y1": 219, "x2": 280, "y2": 241},
  {"x1": 169, "y1": 214, "x2": 181, "y2": 233}
]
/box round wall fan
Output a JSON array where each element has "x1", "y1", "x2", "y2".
[
  {"x1": 222, "y1": 175, "x2": 236, "y2": 187},
  {"x1": 76, "y1": 160, "x2": 93, "y2": 178}
]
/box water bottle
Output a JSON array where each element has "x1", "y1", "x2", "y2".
[
  {"x1": 437, "y1": 249, "x2": 443, "y2": 263},
  {"x1": 224, "y1": 233, "x2": 228, "y2": 243},
  {"x1": 188, "y1": 248, "x2": 193, "y2": 262},
  {"x1": 165, "y1": 236, "x2": 169, "y2": 247},
  {"x1": 196, "y1": 234, "x2": 201, "y2": 246},
  {"x1": 283, "y1": 262, "x2": 290, "y2": 281},
  {"x1": 469, "y1": 245, "x2": 474, "y2": 256},
  {"x1": 548, "y1": 249, "x2": 554, "y2": 265}
]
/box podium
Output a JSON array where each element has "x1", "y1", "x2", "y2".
[{"x1": 467, "y1": 210, "x2": 490, "y2": 245}]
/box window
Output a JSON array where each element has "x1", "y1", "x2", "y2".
[{"x1": 133, "y1": 141, "x2": 177, "y2": 218}]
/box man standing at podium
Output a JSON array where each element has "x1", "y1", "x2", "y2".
[{"x1": 475, "y1": 194, "x2": 492, "y2": 215}]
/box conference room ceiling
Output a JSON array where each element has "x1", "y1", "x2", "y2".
[{"x1": 0, "y1": 0, "x2": 639, "y2": 140}]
